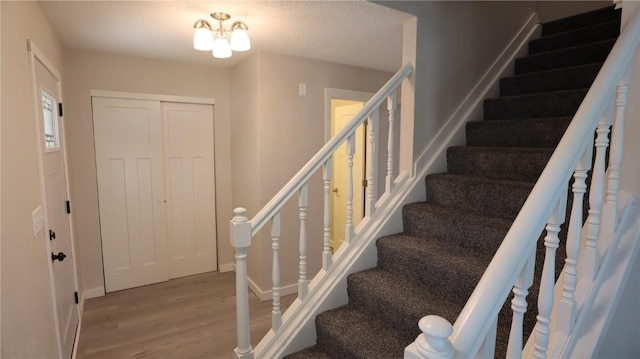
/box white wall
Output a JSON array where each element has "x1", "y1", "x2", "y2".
[
  {"x1": 1, "y1": 2, "x2": 64, "y2": 357},
  {"x1": 536, "y1": 1, "x2": 613, "y2": 22},
  {"x1": 63, "y1": 49, "x2": 235, "y2": 295},
  {"x1": 230, "y1": 52, "x2": 393, "y2": 293},
  {"x1": 377, "y1": 1, "x2": 537, "y2": 174}
]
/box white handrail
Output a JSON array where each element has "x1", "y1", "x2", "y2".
[
  {"x1": 447, "y1": 5, "x2": 640, "y2": 356},
  {"x1": 249, "y1": 63, "x2": 413, "y2": 235}
]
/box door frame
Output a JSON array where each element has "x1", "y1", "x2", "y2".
[
  {"x1": 28, "y1": 40, "x2": 80, "y2": 359},
  {"x1": 89, "y1": 90, "x2": 217, "y2": 291}
]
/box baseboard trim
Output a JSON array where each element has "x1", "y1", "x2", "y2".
[
  {"x1": 413, "y1": 11, "x2": 540, "y2": 174},
  {"x1": 218, "y1": 263, "x2": 235, "y2": 273},
  {"x1": 248, "y1": 276, "x2": 298, "y2": 302},
  {"x1": 84, "y1": 286, "x2": 105, "y2": 299}
]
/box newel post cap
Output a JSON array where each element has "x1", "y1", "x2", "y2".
[
  {"x1": 416, "y1": 315, "x2": 455, "y2": 359},
  {"x1": 230, "y1": 207, "x2": 252, "y2": 248}
]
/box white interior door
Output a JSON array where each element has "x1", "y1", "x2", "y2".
[
  {"x1": 162, "y1": 102, "x2": 217, "y2": 278},
  {"x1": 331, "y1": 102, "x2": 366, "y2": 252},
  {"x1": 93, "y1": 97, "x2": 168, "y2": 292},
  {"x1": 32, "y1": 47, "x2": 78, "y2": 359}
]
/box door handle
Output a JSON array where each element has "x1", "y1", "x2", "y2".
[
  {"x1": 52, "y1": 252, "x2": 67, "y2": 262},
  {"x1": 332, "y1": 188, "x2": 339, "y2": 193}
]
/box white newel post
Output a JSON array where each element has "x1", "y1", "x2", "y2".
[
  {"x1": 534, "y1": 194, "x2": 567, "y2": 359},
  {"x1": 582, "y1": 108, "x2": 612, "y2": 281},
  {"x1": 507, "y1": 248, "x2": 535, "y2": 358},
  {"x1": 415, "y1": 316, "x2": 455, "y2": 359},
  {"x1": 556, "y1": 144, "x2": 592, "y2": 334},
  {"x1": 322, "y1": 160, "x2": 332, "y2": 270},
  {"x1": 601, "y1": 72, "x2": 630, "y2": 242},
  {"x1": 271, "y1": 213, "x2": 282, "y2": 331},
  {"x1": 386, "y1": 92, "x2": 397, "y2": 194},
  {"x1": 230, "y1": 208, "x2": 254, "y2": 359},
  {"x1": 298, "y1": 184, "x2": 309, "y2": 299}
]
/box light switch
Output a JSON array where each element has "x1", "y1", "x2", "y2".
[
  {"x1": 299, "y1": 82, "x2": 307, "y2": 96},
  {"x1": 32, "y1": 206, "x2": 44, "y2": 237}
]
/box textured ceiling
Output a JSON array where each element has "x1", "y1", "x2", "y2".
[{"x1": 39, "y1": 1, "x2": 414, "y2": 72}]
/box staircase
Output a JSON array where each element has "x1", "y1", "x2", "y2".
[{"x1": 286, "y1": 6, "x2": 621, "y2": 358}]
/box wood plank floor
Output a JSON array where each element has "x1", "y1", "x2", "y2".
[{"x1": 76, "y1": 271, "x2": 295, "y2": 359}]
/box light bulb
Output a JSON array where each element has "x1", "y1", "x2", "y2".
[
  {"x1": 230, "y1": 28, "x2": 251, "y2": 51},
  {"x1": 213, "y1": 36, "x2": 232, "y2": 58},
  {"x1": 193, "y1": 27, "x2": 214, "y2": 51}
]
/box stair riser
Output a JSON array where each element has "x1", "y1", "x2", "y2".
[
  {"x1": 530, "y1": 20, "x2": 620, "y2": 54},
  {"x1": 425, "y1": 175, "x2": 534, "y2": 218},
  {"x1": 484, "y1": 90, "x2": 587, "y2": 121},
  {"x1": 447, "y1": 148, "x2": 553, "y2": 182},
  {"x1": 542, "y1": 7, "x2": 621, "y2": 36},
  {"x1": 402, "y1": 205, "x2": 510, "y2": 256},
  {"x1": 515, "y1": 40, "x2": 614, "y2": 74},
  {"x1": 500, "y1": 63, "x2": 601, "y2": 96},
  {"x1": 466, "y1": 118, "x2": 571, "y2": 148}
]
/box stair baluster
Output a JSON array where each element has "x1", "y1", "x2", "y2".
[
  {"x1": 230, "y1": 208, "x2": 254, "y2": 359},
  {"x1": 365, "y1": 112, "x2": 378, "y2": 217},
  {"x1": 601, "y1": 71, "x2": 630, "y2": 243},
  {"x1": 534, "y1": 194, "x2": 566, "y2": 359},
  {"x1": 506, "y1": 249, "x2": 535, "y2": 358},
  {"x1": 298, "y1": 184, "x2": 309, "y2": 299},
  {"x1": 386, "y1": 92, "x2": 397, "y2": 193},
  {"x1": 322, "y1": 160, "x2": 333, "y2": 269},
  {"x1": 582, "y1": 107, "x2": 612, "y2": 281},
  {"x1": 271, "y1": 213, "x2": 282, "y2": 330},
  {"x1": 556, "y1": 144, "x2": 592, "y2": 335},
  {"x1": 346, "y1": 135, "x2": 355, "y2": 244}
]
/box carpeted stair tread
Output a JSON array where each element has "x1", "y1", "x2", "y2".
[
  {"x1": 515, "y1": 39, "x2": 615, "y2": 74},
  {"x1": 425, "y1": 173, "x2": 534, "y2": 218},
  {"x1": 541, "y1": 6, "x2": 620, "y2": 37},
  {"x1": 347, "y1": 268, "x2": 464, "y2": 345},
  {"x1": 500, "y1": 62, "x2": 602, "y2": 96},
  {"x1": 376, "y1": 234, "x2": 490, "y2": 302},
  {"x1": 283, "y1": 345, "x2": 332, "y2": 359},
  {"x1": 402, "y1": 202, "x2": 512, "y2": 256},
  {"x1": 529, "y1": 19, "x2": 620, "y2": 54},
  {"x1": 447, "y1": 146, "x2": 554, "y2": 182},
  {"x1": 315, "y1": 305, "x2": 407, "y2": 359},
  {"x1": 484, "y1": 88, "x2": 587, "y2": 121},
  {"x1": 466, "y1": 117, "x2": 571, "y2": 148}
]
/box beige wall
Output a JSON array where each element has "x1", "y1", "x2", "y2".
[
  {"x1": 536, "y1": 1, "x2": 613, "y2": 23},
  {"x1": 63, "y1": 49, "x2": 234, "y2": 294},
  {"x1": 231, "y1": 52, "x2": 393, "y2": 292},
  {"x1": 378, "y1": 1, "x2": 537, "y2": 171},
  {"x1": 1, "y1": 2, "x2": 64, "y2": 357}
]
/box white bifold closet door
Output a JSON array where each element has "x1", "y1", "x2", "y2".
[{"x1": 93, "y1": 97, "x2": 216, "y2": 293}]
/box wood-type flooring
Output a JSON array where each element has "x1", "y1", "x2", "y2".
[{"x1": 76, "y1": 271, "x2": 295, "y2": 358}]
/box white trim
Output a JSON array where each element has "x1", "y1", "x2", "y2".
[
  {"x1": 218, "y1": 263, "x2": 236, "y2": 273},
  {"x1": 248, "y1": 276, "x2": 298, "y2": 302},
  {"x1": 90, "y1": 90, "x2": 215, "y2": 105},
  {"x1": 0, "y1": 3, "x2": 3, "y2": 351},
  {"x1": 28, "y1": 40, "x2": 80, "y2": 359},
  {"x1": 83, "y1": 286, "x2": 105, "y2": 299},
  {"x1": 413, "y1": 12, "x2": 540, "y2": 175},
  {"x1": 71, "y1": 315, "x2": 82, "y2": 359}
]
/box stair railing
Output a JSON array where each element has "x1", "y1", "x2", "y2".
[
  {"x1": 231, "y1": 63, "x2": 413, "y2": 358},
  {"x1": 408, "y1": 5, "x2": 640, "y2": 359}
]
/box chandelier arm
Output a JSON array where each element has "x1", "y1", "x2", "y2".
[
  {"x1": 193, "y1": 19, "x2": 213, "y2": 30},
  {"x1": 231, "y1": 21, "x2": 249, "y2": 31}
]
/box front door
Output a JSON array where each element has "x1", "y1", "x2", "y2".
[{"x1": 32, "y1": 44, "x2": 78, "y2": 359}]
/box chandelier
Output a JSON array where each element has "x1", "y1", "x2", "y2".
[{"x1": 193, "y1": 12, "x2": 251, "y2": 59}]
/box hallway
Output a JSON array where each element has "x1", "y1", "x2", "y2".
[{"x1": 77, "y1": 271, "x2": 295, "y2": 358}]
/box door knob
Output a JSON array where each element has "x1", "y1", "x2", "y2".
[
  {"x1": 51, "y1": 252, "x2": 67, "y2": 262},
  {"x1": 332, "y1": 188, "x2": 339, "y2": 193}
]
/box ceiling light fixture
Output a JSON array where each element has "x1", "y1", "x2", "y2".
[{"x1": 193, "y1": 12, "x2": 251, "y2": 59}]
